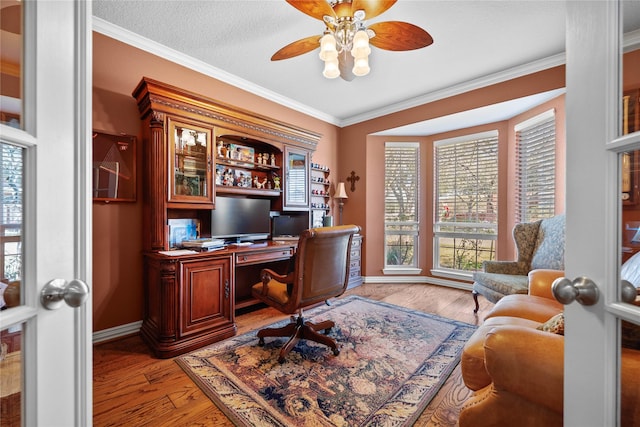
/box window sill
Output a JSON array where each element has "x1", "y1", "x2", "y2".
[
  {"x1": 431, "y1": 269, "x2": 474, "y2": 282},
  {"x1": 382, "y1": 267, "x2": 422, "y2": 275}
]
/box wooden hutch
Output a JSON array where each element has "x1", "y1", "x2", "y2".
[{"x1": 133, "y1": 78, "x2": 334, "y2": 358}]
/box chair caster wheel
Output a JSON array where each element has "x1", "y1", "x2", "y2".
[
  {"x1": 332, "y1": 348, "x2": 340, "y2": 356},
  {"x1": 324, "y1": 328, "x2": 332, "y2": 334},
  {"x1": 258, "y1": 337, "x2": 265, "y2": 346}
]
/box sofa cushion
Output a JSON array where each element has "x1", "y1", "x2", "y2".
[
  {"x1": 473, "y1": 272, "x2": 529, "y2": 298},
  {"x1": 530, "y1": 214, "x2": 565, "y2": 271},
  {"x1": 537, "y1": 313, "x2": 564, "y2": 335},
  {"x1": 484, "y1": 294, "x2": 563, "y2": 323},
  {"x1": 461, "y1": 316, "x2": 541, "y2": 391}
]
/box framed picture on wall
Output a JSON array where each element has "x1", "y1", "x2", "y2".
[{"x1": 92, "y1": 131, "x2": 136, "y2": 202}]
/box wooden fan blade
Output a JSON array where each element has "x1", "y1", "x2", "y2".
[
  {"x1": 351, "y1": 0, "x2": 397, "y2": 20},
  {"x1": 285, "y1": 0, "x2": 335, "y2": 21},
  {"x1": 368, "y1": 21, "x2": 433, "y2": 51},
  {"x1": 271, "y1": 35, "x2": 321, "y2": 61},
  {"x1": 338, "y1": 51, "x2": 355, "y2": 81}
]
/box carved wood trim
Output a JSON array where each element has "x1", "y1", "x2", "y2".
[{"x1": 133, "y1": 77, "x2": 321, "y2": 151}]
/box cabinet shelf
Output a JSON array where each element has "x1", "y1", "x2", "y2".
[
  {"x1": 216, "y1": 157, "x2": 280, "y2": 172},
  {"x1": 216, "y1": 185, "x2": 281, "y2": 197},
  {"x1": 311, "y1": 165, "x2": 330, "y2": 173}
]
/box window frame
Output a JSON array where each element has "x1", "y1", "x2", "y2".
[
  {"x1": 383, "y1": 141, "x2": 421, "y2": 274},
  {"x1": 432, "y1": 130, "x2": 499, "y2": 279}
]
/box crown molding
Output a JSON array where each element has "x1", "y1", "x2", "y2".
[
  {"x1": 93, "y1": 17, "x2": 570, "y2": 130},
  {"x1": 92, "y1": 17, "x2": 341, "y2": 126},
  {"x1": 340, "y1": 52, "x2": 566, "y2": 127}
]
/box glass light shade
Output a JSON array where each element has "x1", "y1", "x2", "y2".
[
  {"x1": 319, "y1": 33, "x2": 337, "y2": 60},
  {"x1": 352, "y1": 56, "x2": 370, "y2": 76},
  {"x1": 351, "y1": 30, "x2": 370, "y2": 52},
  {"x1": 323, "y1": 57, "x2": 340, "y2": 79}
]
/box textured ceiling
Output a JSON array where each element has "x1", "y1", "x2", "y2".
[{"x1": 92, "y1": 1, "x2": 640, "y2": 132}]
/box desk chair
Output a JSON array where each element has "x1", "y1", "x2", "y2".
[{"x1": 251, "y1": 224, "x2": 360, "y2": 363}]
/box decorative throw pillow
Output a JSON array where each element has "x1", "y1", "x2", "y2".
[{"x1": 537, "y1": 313, "x2": 565, "y2": 335}]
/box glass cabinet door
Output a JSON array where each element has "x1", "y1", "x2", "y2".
[
  {"x1": 283, "y1": 146, "x2": 309, "y2": 209},
  {"x1": 168, "y1": 120, "x2": 213, "y2": 204}
]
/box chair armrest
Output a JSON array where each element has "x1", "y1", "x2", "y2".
[
  {"x1": 254, "y1": 269, "x2": 294, "y2": 296},
  {"x1": 528, "y1": 269, "x2": 565, "y2": 299},
  {"x1": 484, "y1": 325, "x2": 564, "y2": 414},
  {"x1": 260, "y1": 268, "x2": 293, "y2": 284},
  {"x1": 483, "y1": 260, "x2": 528, "y2": 275}
]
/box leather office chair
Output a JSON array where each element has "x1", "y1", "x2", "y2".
[{"x1": 251, "y1": 224, "x2": 360, "y2": 363}]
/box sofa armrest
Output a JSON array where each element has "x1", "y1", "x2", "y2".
[
  {"x1": 483, "y1": 260, "x2": 528, "y2": 275},
  {"x1": 484, "y1": 325, "x2": 564, "y2": 415},
  {"x1": 528, "y1": 269, "x2": 565, "y2": 299}
]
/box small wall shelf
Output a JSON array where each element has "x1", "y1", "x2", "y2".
[{"x1": 310, "y1": 162, "x2": 331, "y2": 226}]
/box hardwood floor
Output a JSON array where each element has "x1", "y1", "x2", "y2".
[{"x1": 93, "y1": 283, "x2": 491, "y2": 426}]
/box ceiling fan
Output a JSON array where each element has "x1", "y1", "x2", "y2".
[{"x1": 272, "y1": 0, "x2": 433, "y2": 81}]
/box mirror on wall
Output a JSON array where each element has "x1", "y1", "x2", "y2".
[{"x1": 92, "y1": 131, "x2": 137, "y2": 202}]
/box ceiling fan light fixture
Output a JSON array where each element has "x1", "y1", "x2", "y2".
[
  {"x1": 319, "y1": 33, "x2": 337, "y2": 60},
  {"x1": 352, "y1": 56, "x2": 370, "y2": 76},
  {"x1": 275, "y1": 0, "x2": 433, "y2": 81},
  {"x1": 322, "y1": 56, "x2": 340, "y2": 79},
  {"x1": 350, "y1": 29, "x2": 370, "y2": 56}
]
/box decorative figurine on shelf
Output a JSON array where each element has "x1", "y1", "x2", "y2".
[
  {"x1": 217, "y1": 140, "x2": 224, "y2": 157},
  {"x1": 254, "y1": 176, "x2": 268, "y2": 189},
  {"x1": 270, "y1": 154, "x2": 276, "y2": 166},
  {"x1": 223, "y1": 169, "x2": 233, "y2": 186},
  {"x1": 256, "y1": 153, "x2": 262, "y2": 164},
  {"x1": 273, "y1": 174, "x2": 281, "y2": 190},
  {"x1": 215, "y1": 168, "x2": 222, "y2": 185}
]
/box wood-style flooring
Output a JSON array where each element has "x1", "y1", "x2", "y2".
[{"x1": 93, "y1": 283, "x2": 491, "y2": 426}]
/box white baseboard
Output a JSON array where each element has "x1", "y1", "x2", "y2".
[
  {"x1": 363, "y1": 275, "x2": 473, "y2": 291},
  {"x1": 93, "y1": 321, "x2": 142, "y2": 344}
]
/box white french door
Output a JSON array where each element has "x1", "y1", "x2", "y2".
[
  {"x1": 0, "y1": 1, "x2": 92, "y2": 426},
  {"x1": 564, "y1": 1, "x2": 640, "y2": 425}
]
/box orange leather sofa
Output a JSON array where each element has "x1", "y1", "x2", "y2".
[{"x1": 459, "y1": 269, "x2": 640, "y2": 427}]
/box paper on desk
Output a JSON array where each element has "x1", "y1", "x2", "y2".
[{"x1": 159, "y1": 249, "x2": 198, "y2": 256}]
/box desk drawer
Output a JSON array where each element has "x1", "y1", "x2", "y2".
[{"x1": 236, "y1": 248, "x2": 294, "y2": 265}]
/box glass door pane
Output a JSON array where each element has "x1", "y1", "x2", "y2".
[
  {"x1": 0, "y1": 0, "x2": 22, "y2": 128},
  {"x1": 169, "y1": 120, "x2": 212, "y2": 203},
  {"x1": 620, "y1": 2, "x2": 640, "y2": 425}
]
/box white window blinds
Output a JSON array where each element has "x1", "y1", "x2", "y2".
[
  {"x1": 435, "y1": 131, "x2": 499, "y2": 224},
  {"x1": 385, "y1": 142, "x2": 419, "y2": 223},
  {"x1": 515, "y1": 109, "x2": 556, "y2": 223}
]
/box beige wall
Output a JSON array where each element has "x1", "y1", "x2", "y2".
[{"x1": 92, "y1": 31, "x2": 569, "y2": 332}]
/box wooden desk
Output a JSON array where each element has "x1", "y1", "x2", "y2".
[{"x1": 141, "y1": 241, "x2": 296, "y2": 358}]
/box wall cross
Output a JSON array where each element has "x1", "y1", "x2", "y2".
[{"x1": 347, "y1": 170, "x2": 360, "y2": 192}]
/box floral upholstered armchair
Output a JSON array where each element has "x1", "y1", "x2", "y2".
[{"x1": 472, "y1": 214, "x2": 565, "y2": 312}]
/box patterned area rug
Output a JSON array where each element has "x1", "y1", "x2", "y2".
[{"x1": 176, "y1": 296, "x2": 476, "y2": 426}]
